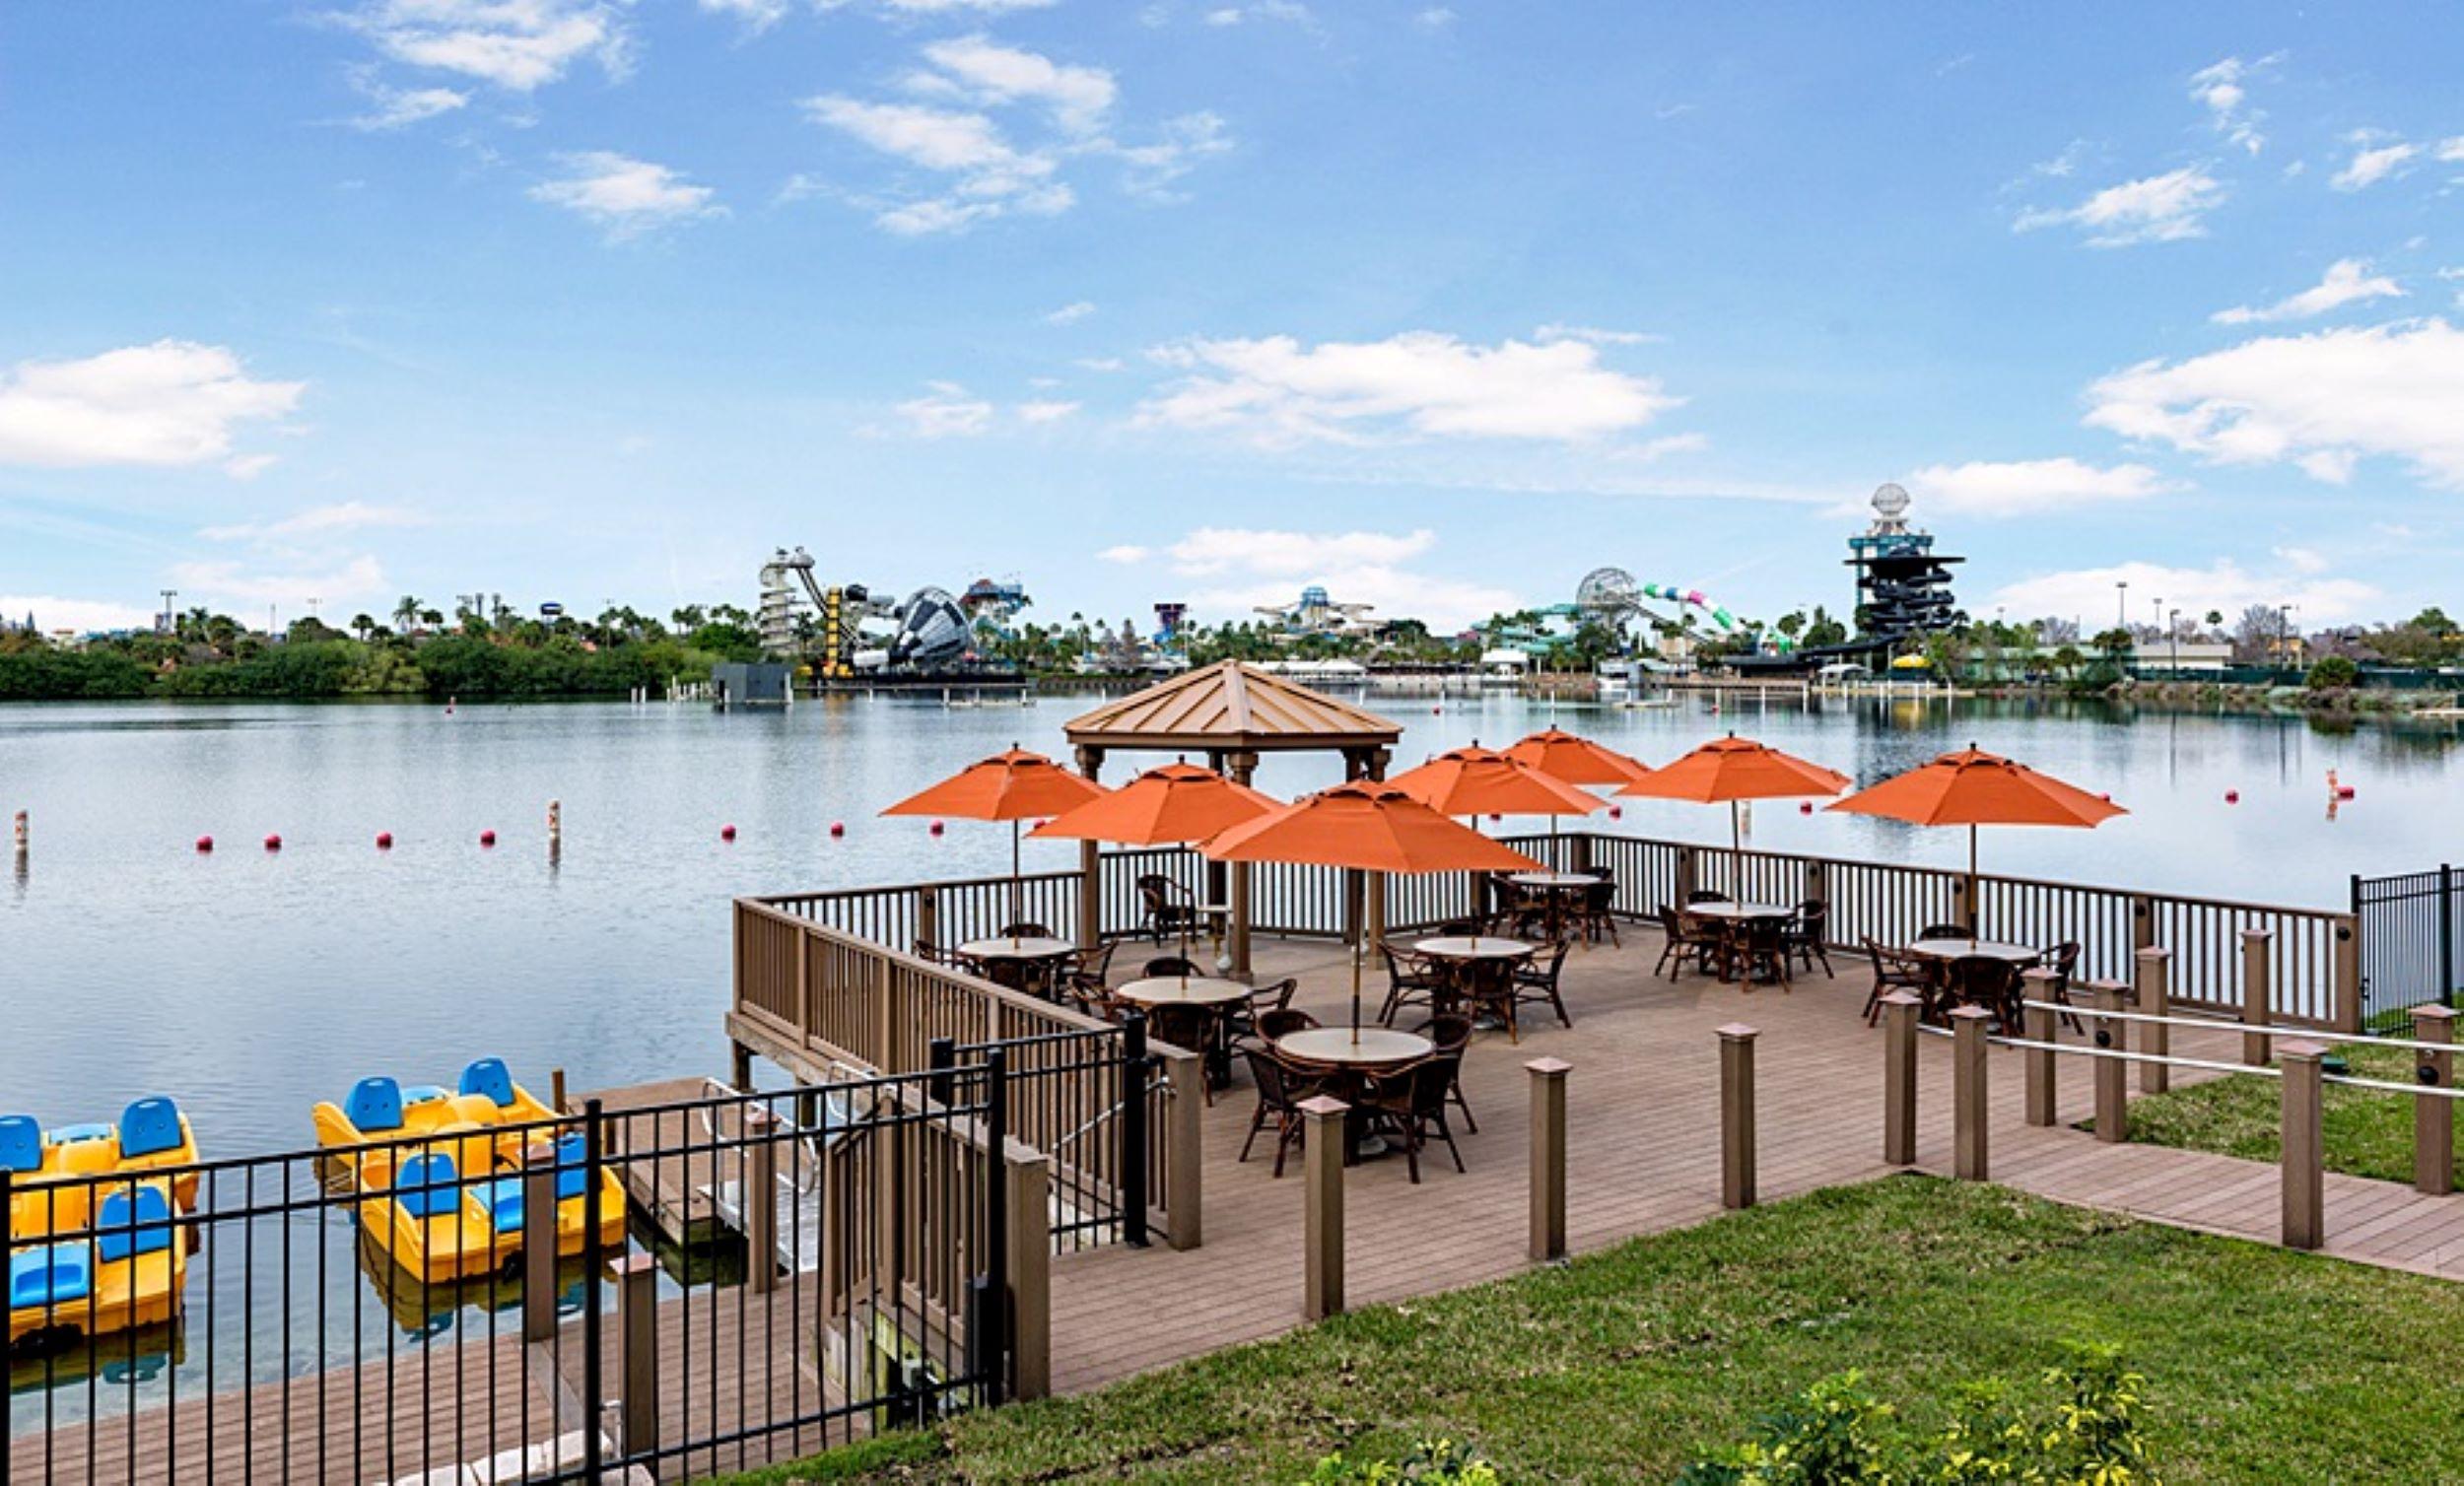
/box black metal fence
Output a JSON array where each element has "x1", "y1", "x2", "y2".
[
  {"x1": 2354, "y1": 866, "x2": 2464, "y2": 1027},
  {"x1": 2, "y1": 1056, "x2": 1072, "y2": 1483}
]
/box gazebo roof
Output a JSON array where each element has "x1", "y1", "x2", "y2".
[{"x1": 1064, "y1": 660, "x2": 1402, "y2": 755}]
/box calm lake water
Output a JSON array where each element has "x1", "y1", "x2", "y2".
[
  {"x1": 4, "y1": 689, "x2": 2460, "y2": 1419},
  {"x1": 6, "y1": 690, "x2": 2459, "y2": 1157}
]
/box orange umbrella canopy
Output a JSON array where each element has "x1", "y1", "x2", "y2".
[
  {"x1": 1827, "y1": 748, "x2": 2125, "y2": 829},
  {"x1": 1203, "y1": 780, "x2": 1545, "y2": 875},
  {"x1": 1615, "y1": 735, "x2": 1850, "y2": 803},
  {"x1": 1504, "y1": 726, "x2": 1651, "y2": 786},
  {"x1": 1389, "y1": 746, "x2": 1608, "y2": 820},
  {"x1": 1028, "y1": 761, "x2": 1279, "y2": 845},
  {"x1": 880, "y1": 747, "x2": 1107, "y2": 822}
]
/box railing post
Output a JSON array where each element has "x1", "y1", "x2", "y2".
[
  {"x1": 2334, "y1": 915, "x2": 2363, "y2": 1035},
  {"x1": 2129, "y1": 893, "x2": 2156, "y2": 956},
  {"x1": 1078, "y1": 843, "x2": 1102, "y2": 950},
  {"x1": 2414, "y1": 1005, "x2": 2456, "y2": 1196},
  {"x1": 1527, "y1": 1057, "x2": 1570, "y2": 1256},
  {"x1": 926, "y1": 1037, "x2": 957, "y2": 1108},
  {"x1": 2241, "y1": 928, "x2": 2275, "y2": 1065},
  {"x1": 1159, "y1": 1046, "x2": 1204, "y2": 1250},
  {"x1": 1004, "y1": 1147, "x2": 1053, "y2": 1400},
  {"x1": 1300, "y1": 1096, "x2": 1348, "y2": 1319},
  {"x1": 2091, "y1": 983, "x2": 2128, "y2": 1144},
  {"x1": 2442, "y1": 864, "x2": 2456, "y2": 1007},
  {"x1": 2134, "y1": 946, "x2": 2172, "y2": 1094},
  {"x1": 1120, "y1": 1013, "x2": 1151, "y2": 1249},
  {"x1": 2021, "y1": 998, "x2": 2056, "y2": 1128},
  {"x1": 746, "y1": 1107, "x2": 780, "y2": 1293},
  {"x1": 582, "y1": 1098, "x2": 607, "y2": 1482},
  {"x1": 2281, "y1": 1040, "x2": 2325, "y2": 1250},
  {"x1": 1676, "y1": 844, "x2": 1698, "y2": 907},
  {"x1": 521, "y1": 1140, "x2": 560, "y2": 1343},
  {"x1": 1717, "y1": 1027, "x2": 1756, "y2": 1210},
  {"x1": 1804, "y1": 859, "x2": 1829, "y2": 924},
  {"x1": 616, "y1": 1252, "x2": 659, "y2": 1456},
  {"x1": 1882, "y1": 991, "x2": 1920, "y2": 1166},
  {"x1": 917, "y1": 885, "x2": 939, "y2": 954},
  {"x1": 1951, "y1": 1006, "x2": 1990, "y2": 1182}
]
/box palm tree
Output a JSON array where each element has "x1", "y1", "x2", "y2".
[
  {"x1": 394, "y1": 596, "x2": 422, "y2": 634},
  {"x1": 350, "y1": 613, "x2": 376, "y2": 642}
]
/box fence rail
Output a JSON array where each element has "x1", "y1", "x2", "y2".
[{"x1": 2355, "y1": 865, "x2": 2464, "y2": 1026}]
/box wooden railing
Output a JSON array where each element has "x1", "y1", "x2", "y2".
[{"x1": 730, "y1": 898, "x2": 1202, "y2": 1247}]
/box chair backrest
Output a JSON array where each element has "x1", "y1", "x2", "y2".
[
  {"x1": 1582, "y1": 865, "x2": 1612, "y2": 881},
  {"x1": 1258, "y1": 1008, "x2": 1320, "y2": 1042},
  {"x1": 458, "y1": 1057, "x2": 518, "y2": 1110},
  {"x1": 1438, "y1": 918, "x2": 1480, "y2": 939},
  {"x1": 1656, "y1": 904, "x2": 1684, "y2": 936},
  {"x1": 392, "y1": 1152, "x2": 463, "y2": 1220},
  {"x1": 1921, "y1": 922, "x2": 1972, "y2": 941},
  {"x1": 2047, "y1": 941, "x2": 2083, "y2": 979},
  {"x1": 116, "y1": 1096, "x2": 184, "y2": 1159},
  {"x1": 1947, "y1": 955, "x2": 2018, "y2": 1001},
  {"x1": 1744, "y1": 914, "x2": 1787, "y2": 949},
  {"x1": 998, "y1": 920, "x2": 1051, "y2": 939},
  {"x1": 1244, "y1": 1048, "x2": 1295, "y2": 1109},
  {"x1": 1583, "y1": 878, "x2": 1616, "y2": 911},
  {"x1": 1688, "y1": 889, "x2": 1733, "y2": 905},
  {"x1": 1254, "y1": 978, "x2": 1300, "y2": 1014},
  {"x1": 344, "y1": 1076, "x2": 405, "y2": 1134},
  {"x1": 1136, "y1": 876, "x2": 1174, "y2": 912},
  {"x1": 1073, "y1": 940, "x2": 1119, "y2": 978},
  {"x1": 1795, "y1": 900, "x2": 1827, "y2": 930},
  {"x1": 1423, "y1": 1013, "x2": 1473, "y2": 1052},
  {"x1": 1411, "y1": 1052, "x2": 1462, "y2": 1115},
  {"x1": 95, "y1": 1184, "x2": 176, "y2": 1263},
  {"x1": 1531, "y1": 938, "x2": 1572, "y2": 979},
  {"x1": 1143, "y1": 956, "x2": 1199, "y2": 979},
  {"x1": 0, "y1": 1114, "x2": 42, "y2": 1173}
]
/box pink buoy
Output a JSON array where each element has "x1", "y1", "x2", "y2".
[
  {"x1": 2224, "y1": 790, "x2": 2239, "y2": 804},
  {"x1": 195, "y1": 835, "x2": 214, "y2": 853},
  {"x1": 263, "y1": 834, "x2": 282, "y2": 851},
  {"x1": 1608, "y1": 805, "x2": 1622, "y2": 820},
  {"x1": 1799, "y1": 801, "x2": 1813, "y2": 814},
  {"x1": 830, "y1": 821, "x2": 846, "y2": 838},
  {"x1": 929, "y1": 820, "x2": 945, "y2": 837},
  {"x1": 1487, "y1": 813, "x2": 1502, "y2": 823},
  {"x1": 480, "y1": 829, "x2": 497, "y2": 847},
  {"x1": 2338, "y1": 786, "x2": 2357, "y2": 800},
  {"x1": 720, "y1": 825, "x2": 737, "y2": 842},
  {"x1": 376, "y1": 831, "x2": 394, "y2": 848}
]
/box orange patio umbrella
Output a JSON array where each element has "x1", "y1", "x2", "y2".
[
  {"x1": 1205, "y1": 781, "x2": 1544, "y2": 1040},
  {"x1": 1030, "y1": 761, "x2": 1281, "y2": 975},
  {"x1": 881, "y1": 746, "x2": 1108, "y2": 936},
  {"x1": 1504, "y1": 726, "x2": 1651, "y2": 787},
  {"x1": 1826, "y1": 746, "x2": 2125, "y2": 928},
  {"x1": 1616, "y1": 733, "x2": 1851, "y2": 881},
  {"x1": 1390, "y1": 745, "x2": 1607, "y2": 821}
]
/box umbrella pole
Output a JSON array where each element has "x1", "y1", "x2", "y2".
[
  {"x1": 1347, "y1": 868, "x2": 1365, "y2": 1044},
  {"x1": 1968, "y1": 823, "x2": 1979, "y2": 944},
  {"x1": 1731, "y1": 799, "x2": 1744, "y2": 897},
  {"x1": 1011, "y1": 820, "x2": 1022, "y2": 946}
]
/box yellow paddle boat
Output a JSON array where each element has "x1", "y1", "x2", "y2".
[
  {"x1": 2, "y1": 1099, "x2": 199, "y2": 1242},
  {"x1": 311, "y1": 1062, "x2": 624, "y2": 1285},
  {"x1": 8, "y1": 1183, "x2": 187, "y2": 1347}
]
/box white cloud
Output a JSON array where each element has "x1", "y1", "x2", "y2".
[
  {"x1": 1990, "y1": 558, "x2": 2378, "y2": 628},
  {"x1": 2274, "y1": 544, "x2": 2330, "y2": 574},
  {"x1": 701, "y1": 0, "x2": 790, "y2": 30},
  {"x1": 890, "y1": 381, "x2": 996, "y2": 438},
  {"x1": 1097, "y1": 111, "x2": 1233, "y2": 198},
  {"x1": 2015, "y1": 167, "x2": 2224, "y2": 246},
  {"x1": 919, "y1": 34, "x2": 1116, "y2": 134},
  {"x1": 200, "y1": 501, "x2": 428, "y2": 544},
  {"x1": 1164, "y1": 526, "x2": 1435, "y2": 574},
  {"x1": 1044, "y1": 301, "x2": 1096, "y2": 325},
  {"x1": 1074, "y1": 356, "x2": 1128, "y2": 372},
  {"x1": 0, "y1": 596, "x2": 162, "y2": 635},
  {"x1": 224, "y1": 453, "x2": 282, "y2": 480},
  {"x1": 1903, "y1": 458, "x2": 2182, "y2": 516},
  {"x1": 346, "y1": 74, "x2": 470, "y2": 130},
  {"x1": 2441, "y1": 137, "x2": 2464, "y2": 163},
  {"x1": 340, "y1": 0, "x2": 630, "y2": 92},
  {"x1": 169, "y1": 555, "x2": 391, "y2": 610},
  {"x1": 1534, "y1": 323, "x2": 1660, "y2": 347},
  {"x1": 1016, "y1": 399, "x2": 1081, "y2": 423},
  {"x1": 2213, "y1": 258, "x2": 2403, "y2": 325},
  {"x1": 828, "y1": 0, "x2": 1057, "y2": 11},
  {"x1": 2188, "y1": 54, "x2": 2277, "y2": 155},
  {"x1": 2085, "y1": 317, "x2": 2464, "y2": 488},
  {"x1": 1097, "y1": 544, "x2": 1150, "y2": 564},
  {"x1": 1135, "y1": 331, "x2": 1678, "y2": 445},
  {"x1": 1140, "y1": 527, "x2": 1512, "y2": 630},
  {"x1": 529, "y1": 152, "x2": 722, "y2": 237},
  {"x1": 2332, "y1": 135, "x2": 2419, "y2": 191},
  {"x1": 1198, "y1": 1, "x2": 1319, "y2": 29},
  {"x1": 1415, "y1": 6, "x2": 1455, "y2": 27},
  {"x1": 802, "y1": 96, "x2": 1064, "y2": 234},
  {"x1": 0, "y1": 341, "x2": 303, "y2": 470}
]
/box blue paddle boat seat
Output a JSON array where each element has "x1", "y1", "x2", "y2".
[
  {"x1": 9, "y1": 1245, "x2": 91, "y2": 1310},
  {"x1": 49, "y1": 1122, "x2": 111, "y2": 1147},
  {"x1": 404, "y1": 1085, "x2": 449, "y2": 1108},
  {"x1": 344, "y1": 1077, "x2": 405, "y2": 1135},
  {"x1": 0, "y1": 1114, "x2": 40, "y2": 1174},
  {"x1": 477, "y1": 1180, "x2": 525, "y2": 1234},
  {"x1": 95, "y1": 1186, "x2": 175, "y2": 1263},
  {"x1": 117, "y1": 1098, "x2": 183, "y2": 1160},
  {"x1": 553, "y1": 1131, "x2": 589, "y2": 1201},
  {"x1": 393, "y1": 1154, "x2": 464, "y2": 1221},
  {"x1": 458, "y1": 1058, "x2": 517, "y2": 1111}
]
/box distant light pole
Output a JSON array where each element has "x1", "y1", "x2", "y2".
[
  {"x1": 2168, "y1": 608, "x2": 2180, "y2": 674},
  {"x1": 2115, "y1": 580, "x2": 2129, "y2": 631}
]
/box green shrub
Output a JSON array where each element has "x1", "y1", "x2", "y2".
[
  {"x1": 2306, "y1": 655, "x2": 2360, "y2": 691},
  {"x1": 1307, "y1": 1438, "x2": 1502, "y2": 1485},
  {"x1": 1677, "y1": 1344, "x2": 2157, "y2": 1485}
]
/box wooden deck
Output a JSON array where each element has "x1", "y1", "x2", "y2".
[{"x1": 19, "y1": 925, "x2": 2464, "y2": 1481}]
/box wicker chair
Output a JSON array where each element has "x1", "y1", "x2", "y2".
[
  {"x1": 1358, "y1": 1053, "x2": 1468, "y2": 1182},
  {"x1": 1225, "y1": 978, "x2": 1299, "y2": 1047},
  {"x1": 1944, "y1": 954, "x2": 2023, "y2": 1026},
  {"x1": 1144, "y1": 1002, "x2": 1223, "y2": 1102},
  {"x1": 1512, "y1": 939, "x2": 1575, "y2": 1032},
  {"x1": 1459, "y1": 956, "x2": 1525, "y2": 1043},
  {"x1": 1576, "y1": 871, "x2": 1620, "y2": 946},
  {"x1": 1861, "y1": 937, "x2": 1938, "y2": 1024},
  {"x1": 1061, "y1": 941, "x2": 1122, "y2": 1020},
  {"x1": 1378, "y1": 941, "x2": 1446, "y2": 1025},
  {"x1": 1142, "y1": 955, "x2": 1201, "y2": 979},
  {"x1": 2040, "y1": 941, "x2": 2085, "y2": 1032},
  {"x1": 1654, "y1": 905, "x2": 1719, "y2": 979},
  {"x1": 996, "y1": 920, "x2": 1051, "y2": 939},
  {"x1": 1687, "y1": 889, "x2": 1734, "y2": 906},
  {"x1": 1784, "y1": 901, "x2": 1833, "y2": 978},
  {"x1": 1418, "y1": 1012, "x2": 1477, "y2": 1131},
  {"x1": 912, "y1": 936, "x2": 963, "y2": 968},
  {"x1": 1920, "y1": 921, "x2": 1973, "y2": 941},
  {"x1": 1238, "y1": 1048, "x2": 1328, "y2": 1178},
  {"x1": 1136, "y1": 875, "x2": 1198, "y2": 943},
  {"x1": 1256, "y1": 1007, "x2": 1322, "y2": 1044},
  {"x1": 1732, "y1": 915, "x2": 1792, "y2": 990}
]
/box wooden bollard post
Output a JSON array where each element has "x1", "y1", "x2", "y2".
[
  {"x1": 1300, "y1": 1096, "x2": 1347, "y2": 1319},
  {"x1": 1528, "y1": 1058, "x2": 1570, "y2": 1257},
  {"x1": 745, "y1": 1108, "x2": 780, "y2": 1293},
  {"x1": 615, "y1": 1252, "x2": 660, "y2": 1454},
  {"x1": 2241, "y1": 928, "x2": 2275, "y2": 1066},
  {"x1": 546, "y1": 798, "x2": 562, "y2": 853},
  {"x1": 1716, "y1": 1028, "x2": 1756, "y2": 1209},
  {"x1": 520, "y1": 1141, "x2": 561, "y2": 1342},
  {"x1": 2134, "y1": 946, "x2": 2172, "y2": 1094},
  {"x1": 10, "y1": 809, "x2": 25, "y2": 864},
  {"x1": 2414, "y1": 1006, "x2": 2456, "y2": 1196},
  {"x1": 1951, "y1": 1006, "x2": 1991, "y2": 1182},
  {"x1": 2091, "y1": 983, "x2": 2128, "y2": 1144},
  {"x1": 2022, "y1": 1001, "x2": 2057, "y2": 1127},
  {"x1": 1004, "y1": 1149, "x2": 1053, "y2": 1400},
  {"x1": 2280, "y1": 1041, "x2": 2326, "y2": 1250},
  {"x1": 1882, "y1": 991, "x2": 1920, "y2": 1166}
]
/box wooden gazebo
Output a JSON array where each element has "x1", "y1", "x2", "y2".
[{"x1": 1063, "y1": 661, "x2": 1403, "y2": 975}]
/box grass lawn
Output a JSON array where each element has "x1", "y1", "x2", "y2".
[
  {"x1": 711, "y1": 1177, "x2": 2464, "y2": 1484},
  {"x1": 2108, "y1": 1042, "x2": 2452, "y2": 1186}
]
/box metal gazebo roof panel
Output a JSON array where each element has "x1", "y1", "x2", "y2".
[{"x1": 1063, "y1": 661, "x2": 1402, "y2": 752}]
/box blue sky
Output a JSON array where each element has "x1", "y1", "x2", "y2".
[{"x1": 7, "y1": 1, "x2": 2464, "y2": 637}]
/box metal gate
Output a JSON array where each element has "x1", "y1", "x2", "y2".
[{"x1": 2354, "y1": 866, "x2": 2464, "y2": 1027}]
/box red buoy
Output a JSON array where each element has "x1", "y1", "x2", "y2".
[
  {"x1": 2224, "y1": 790, "x2": 2239, "y2": 804},
  {"x1": 2338, "y1": 786, "x2": 2357, "y2": 800},
  {"x1": 1608, "y1": 805, "x2": 1622, "y2": 820},
  {"x1": 376, "y1": 831, "x2": 394, "y2": 848},
  {"x1": 830, "y1": 821, "x2": 846, "y2": 838},
  {"x1": 929, "y1": 821, "x2": 944, "y2": 837},
  {"x1": 1800, "y1": 801, "x2": 1814, "y2": 814},
  {"x1": 195, "y1": 835, "x2": 214, "y2": 852},
  {"x1": 263, "y1": 834, "x2": 282, "y2": 851},
  {"x1": 479, "y1": 829, "x2": 497, "y2": 847},
  {"x1": 720, "y1": 825, "x2": 737, "y2": 842}
]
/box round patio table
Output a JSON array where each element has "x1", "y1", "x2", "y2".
[
  {"x1": 1905, "y1": 937, "x2": 2041, "y2": 964},
  {"x1": 1275, "y1": 1027, "x2": 1432, "y2": 1067},
  {"x1": 1507, "y1": 872, "x2": 1595, "y2": 940},
  {"x1": 1682, "y1": 902, "x2": 1793, "y2": 922},
  {"x1": 1415, "y1": 937, "x2": 1535, "y2": 1027},
  {"x1": 956, "y1": 936, "x2": 1077, "y2": 998},
  {"x1": 1114, "y1": 976, "x2": 1251, "y2": 1008}
]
